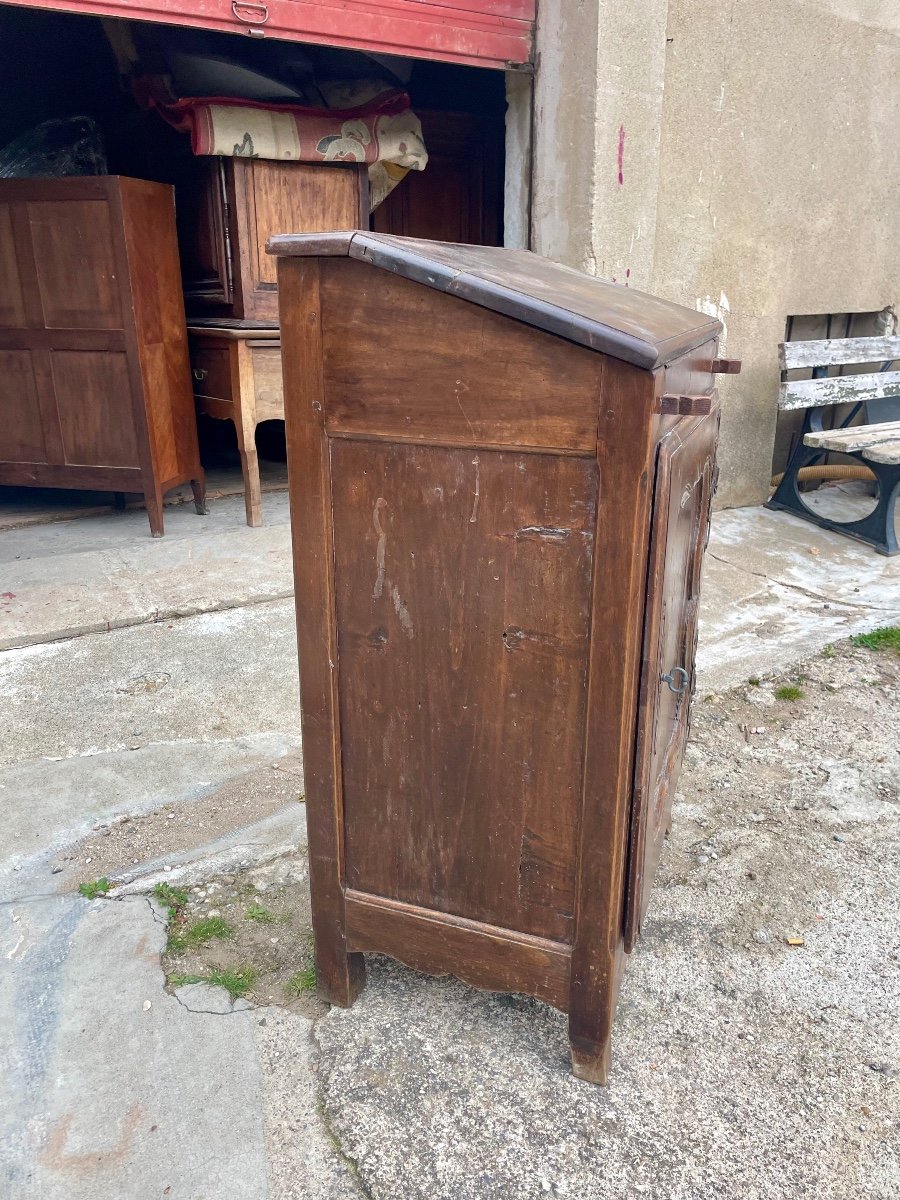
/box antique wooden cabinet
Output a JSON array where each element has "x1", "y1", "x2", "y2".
[
  {"x1": 0, "y1": 176, "x2": 204, "y2": 537},
  {"x1": 178, "y1": 158, "x2": 367, "y2": 324},
  {"x1": 270, "y1": 231, "x2": 734, "y2": 1083}
]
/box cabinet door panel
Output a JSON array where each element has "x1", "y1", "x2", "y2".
[
  {"x1": 28, "y1": 201, "x2": 121, "y2": 329},
  {"x1": 0, "y1": 205, "x2": 26, "y2": 328},
  {"x1": 373, "y1": 110, "x2": 503, "y2": 246},
  {"x1": 624, "y1": 408, "x2": 719, "y2": 950},
  {"x1": 0, "y1": 350, "x2": 47, "y2": 463},
  {"x1": 235, "y1": 160, "x2": 362, "y2": 319},
  {"x1": 51, "y1": 350, "x2": 140, "y2": 468}
]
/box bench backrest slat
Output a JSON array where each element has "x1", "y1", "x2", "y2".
[
  {"x1": 779, "y1": 335, "x2": 900, "y2": 371},
  {"x1": 779, "y1": 370, "x2": 900, "y2": 411}
]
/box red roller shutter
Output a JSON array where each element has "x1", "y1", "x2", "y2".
[{"x1": 1, "y1": 0, "x2": 535, "y2": 69}]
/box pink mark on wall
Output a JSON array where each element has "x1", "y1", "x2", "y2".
[{"x1": 617, "y1": 125, "x2": 626, "y2": 186}]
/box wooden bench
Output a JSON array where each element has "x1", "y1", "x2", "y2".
[{"x1": 767, "y1": 334, "x2": 900, "y2": 555}]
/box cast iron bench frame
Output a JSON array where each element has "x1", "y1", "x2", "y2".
[{"x1": 767, "y1": 334, "x2": 900, "y2": 555}]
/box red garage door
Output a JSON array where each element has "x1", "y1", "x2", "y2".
[{"x1": 0, "y1": 0, "x2": 534, "y2": 68}]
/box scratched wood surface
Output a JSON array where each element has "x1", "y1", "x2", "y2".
[
  {"x1": 320, "y1": 259, "x2": 605, "y2": 453},
  {"x1": 331, "y1": 439, "x2": 597, "y2": 943},
  {"x1": 270, "y1": 232, "x2": 722, "y2": 369}
]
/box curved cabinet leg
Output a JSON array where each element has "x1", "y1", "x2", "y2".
[
  {"x1": 144, "y1": 484, "x2": 164, "y2": 538},
  {"x1": 191, "y1": 475, "x2": 208, "y2": 516}
]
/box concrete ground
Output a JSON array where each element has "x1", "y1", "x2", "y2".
[{"x1": 1, "y1": 490, "x2": 898, "y2": 1199}]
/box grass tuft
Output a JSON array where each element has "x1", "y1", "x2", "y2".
[
  {"x1": 775, "y1": 684, "x2": 804, "y2": 702},
  {"x1": 168, "y1": 973, "x2": 204, "y2": 988},
  {"x1": 245, "y1": 903, "x2": 277, "y2": 924},
  {"x1": 747, "y1": 676, "x2": 761, "y2": 687},
  {"x1": 78, "y1": 877, "x2": 110, "y2": 899},
  {"x1": 167, "y1": 915, "x2": 233, "y2": 956},
  {"x1": 285, "y1": 965, "x2": 317, "y2": 997},
  {"x1": 207, "y1": 966, "x2": 257, "y2": 1000},
  {"x1": 821, "y1": 644, "x2": 836, "y2": 659},
  {"x1": 186, "y1": 916, "x2": 234, "y2": 942},
  {"x1": 153, "y1": 882, "x2": 189, "y2": 919},
  {"x1": 851, "y1": 626, "x2": 900, "y2": 655}
]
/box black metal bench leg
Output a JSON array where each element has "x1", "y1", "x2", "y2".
[
  {"x1": 855, "y1": 463, "x2": 899, "y2": 556},
  {"x1": 767, "y1": 414, "x2": 899, "y2": 555},
  {"x1": 766, "y1": 407, "x2": 828, "y2": 516}
]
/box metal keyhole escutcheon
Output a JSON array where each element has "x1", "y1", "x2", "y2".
[{"x1": 661, "y1": 666, "x2": 689, "y2": 695}]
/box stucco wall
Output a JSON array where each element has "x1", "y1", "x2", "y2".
[{"x1": 532, "y1": 0, "x2": 900, "y2": 507}]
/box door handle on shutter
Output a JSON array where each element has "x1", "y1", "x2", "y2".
[
  {"x1": 232, "y1": 2, "x2": 269, "y2": 27},
  {"x1": 661, "y1": 666, "x2": 690, "y2": 695}
]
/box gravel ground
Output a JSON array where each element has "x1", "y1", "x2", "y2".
[
  {"x1": 25, "y1": 635, "x2": 899, "y2": 1200},
  {"x1": 301, "y1": 637, "x2": 899, "y2": 1200},
  {"x1": 57, "y1": 755, "x2": 305, "y2": 891}
]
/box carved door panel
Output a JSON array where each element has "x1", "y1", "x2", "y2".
[{"x1": 624, "y1": 409, "x2": 719, "y2": 951}]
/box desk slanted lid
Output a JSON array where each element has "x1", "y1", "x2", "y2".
[{"x1": 268, "y1": 231, "x2": 721, "y2": 371}]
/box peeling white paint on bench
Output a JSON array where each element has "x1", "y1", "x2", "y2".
[
  {"x1": 862, "y1": 439, "x2": 900, "y2": 465},
  {"x1": 779, "y1": 336, "x2": 900, "y2": 371},
  {"x1": 779, "y1": 371, "x2": 900, "y2": 411},
  {"x1": 803, "y1": 420, "x2": 900, "y2": 453}
]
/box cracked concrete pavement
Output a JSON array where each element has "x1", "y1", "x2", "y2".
[
  {"x1": 0, "y1": 492, "x2": 294, "y2": 651},
  {"x1": 1, "y1": 495, "x2": 898, "y2": 1198}
]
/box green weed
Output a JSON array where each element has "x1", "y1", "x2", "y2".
[
  {"x1": 851, "y1": 626, "x2": 900, "y2": 655},
  {"x1": 168, "y1": 973, "x2": 204, "y2": 988},
  {"x1": 821, "y1": 644, "x2": 836, "y2": 659},
  {"x1": 153, "y1": 882, "x2": 189, "y2": 919},
  {"x1": 245, "y1": 903, "x2": 277, "y2": 924},
  {"x1": 167, "y1": 915, "x2": 233, "y2": 955},
  {"x1": 775, "y1": 684, "x2": 804, "y2": 702},
  {"x1": 747, "y1": 676, "x2": 761, "y2": 687},
  {"x1": 78, "y1": 877, "x2": 110, "y2": 899}
]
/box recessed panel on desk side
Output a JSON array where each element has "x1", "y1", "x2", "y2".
[{"x1": 330, "y1": 439, "x2": 598, "y2": 943}]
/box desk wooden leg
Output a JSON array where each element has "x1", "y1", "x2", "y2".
[
  {"x1": 234, "y1": 415, "x2": 262, "y2": 527},
  {"x1": 231, "y1": 340, "x2": 263, "y2": 528}
]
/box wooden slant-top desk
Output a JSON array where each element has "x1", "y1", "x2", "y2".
[{"x1": 269, "y1": 230, "x2": 738, "y2": 1084}]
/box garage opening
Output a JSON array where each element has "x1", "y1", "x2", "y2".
[{"x1": 0, "y1": 4, "x2": 512, "y2": 533}]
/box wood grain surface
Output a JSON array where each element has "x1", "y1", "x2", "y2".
[{"x1": 331, "y1": 438, "x2": 597, "y2": 943}]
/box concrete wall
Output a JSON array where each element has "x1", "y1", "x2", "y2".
[{"x1": 532, "y1": 0, "x2": 900, "y2": 507}]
